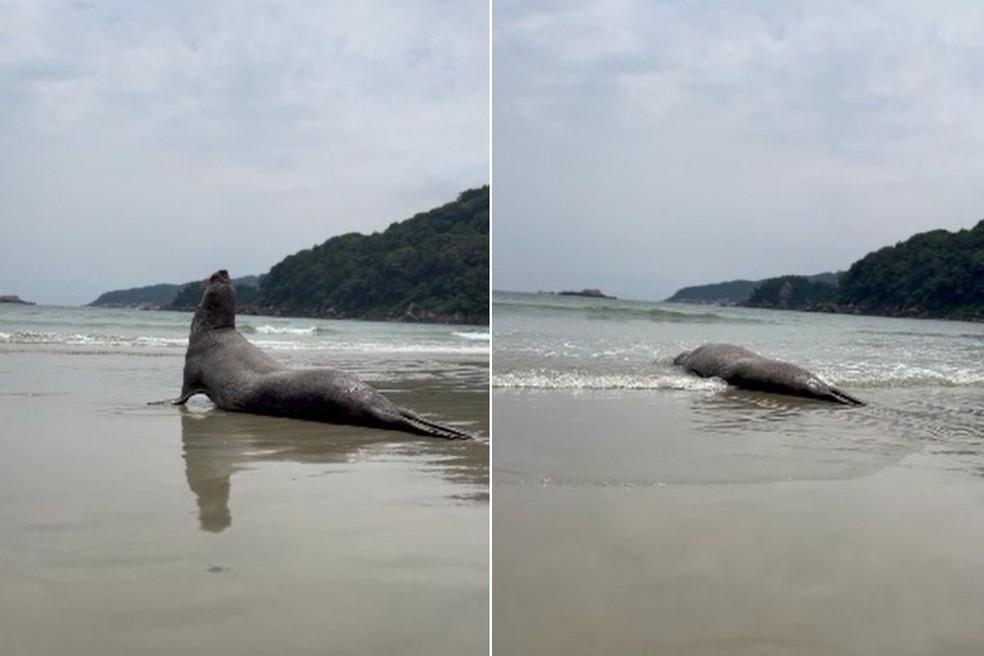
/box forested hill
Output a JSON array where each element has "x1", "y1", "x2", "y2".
[
  {"x1": 835, "y1": 220, "x2": 984, "y2": 319},
  {"x1": 88, "y1": 187, "x2": 488, "y2": 324},
  {"x1": 157, "y1": 186, "x2": 488, "y2": 324},
  {"x1": 253, "y1": 186, "x2": 488, "y2": 324},
  {"x1": 166, "y1": 276, "x2": 263, "y2": 310},
  {"x1": 89, "y1": 276, "x2": 259, "y2": 308},
  {"x1": 666, "y1": 279, "x2": 760, "y2": 304},
  {"x1": 667, "y1": 272, "x2": 841, "y2": 305},
  {"x1": 88, "y1": 283, "x2": 183, "y2": 308},
  {"x1": 725, "y1": 221, "x2": 984, "y2": 320}
]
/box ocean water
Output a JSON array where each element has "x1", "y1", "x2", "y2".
[
  {"x1": 493, "y1": 290, "x2": 984, "y2": 480},
  {"x1": 0, "y1": 303, "x2": 489, "y2": 656},
  {"x1": 492, "y1": 290, "x2": 984, "y2": 655}
]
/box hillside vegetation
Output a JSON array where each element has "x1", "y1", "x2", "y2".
[
  {"x1": 90, "y1": 276, "x2": 259, "y2": 309},
  {"x1": 167, "y1": 276, "x2": 263, "y2": 310},
  {"x1": 666, "y1": 279, "x2": 760, "y2": 304},
  {"x1": 668, "y1": 273, "x2": 841, "y2": 305},
  {"x1": 249, "y1": 186, "x2": 488, "y2": 324},
  {"x1": 836, "y1": 221, "x2": 984, "y2": 319},
  {"x1": 88, "y1": 283, "x2": 184, "y2": 308},
  {"x1": 745, "y1": 275, "x2": 839, "y2": 308},
  {"x1": 91, "y1": 187, "x2": 489, "y2": 325},
  {"x1": 689, "y1": 221, "x2": 984, "y2": 321}
]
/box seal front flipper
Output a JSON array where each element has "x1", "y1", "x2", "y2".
[{"x1": 146, "y1": 390, "x2": 204, "y2": 406}]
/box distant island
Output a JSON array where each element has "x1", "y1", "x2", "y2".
[
  {"x1": 0, "y1": 294, "x2": 35, "y2": 305},
  {"x1": 90, "y1": 186, "x2": 489, "y2": 325},
  {"x1": 667, "y1": 219, "x2": 984, "y2": 321},
  {"x1": 557, "y1": 288, "x2": 616, "y2": 299}
]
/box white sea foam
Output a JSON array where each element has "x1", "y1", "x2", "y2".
[
  {"x1": 491, "y1": 371, "x2": 725, "y2": 391},
  {"x1": 0, "y1": 331, "x2": 487, "y2": 356},
  {"x1": 453, "y1": 331, "x2": 491, "y2": 341},
  {"x1": 251, "y1": 325, "x2": 318, "y2": 335},
  {"x1": 251, "y1": 340, "x2": 489, "y2": 355},
  {"x1": 0, "y1": 331, "x2": 187, "y2": 348},
  {"x1": 826, "y1": 364, "x2": 984, "y2": 388}
]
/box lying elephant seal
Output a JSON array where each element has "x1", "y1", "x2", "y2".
[
  {"x1": 167, "y1": 270, "x2": 472, "y2": 439},
  {"x1": 673, "y1": 343, "x2": 864, "y2": 406}
]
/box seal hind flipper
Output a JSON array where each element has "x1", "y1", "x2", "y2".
[
  {"x1": 169, "y1": 389, "x2": 206, "y2": 406},
  {"x1": 828, "y1": 387, "x2": 865, "y2": 406},
  {"x1": 397, "y1": 409, "x2": 474, "y2": 440}
]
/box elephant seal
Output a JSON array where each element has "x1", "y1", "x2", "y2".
[
  {"x1": 168, "y1": 270, "x2": 472, "y2": 439},
  {"x1": 673, "y1": 343, "x2": 864, "y2": 406}
]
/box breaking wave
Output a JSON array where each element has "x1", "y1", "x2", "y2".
[
  {"x1": 453, "y1": 331, "x2": 491, "y2": 341},
  {"x1": 494, "y1": 299, "x2": 758, "y2": 324},
  {"x1": 240, "y1": 324, "x2": 319, "y2": 335},
  {"x1": 492, "y1": 371, "x2": 726, "y2": 391},
  {"x1": 0, "y1": 331, "x2": 488, "y2": 355}
]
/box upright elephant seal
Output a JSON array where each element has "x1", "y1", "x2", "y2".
[
  {"x1": 673, "y1": 343, "x2": 864, "y2": 406},
  {"x1": 169, "y1": 270, "x2": 472, "y2": 439}
]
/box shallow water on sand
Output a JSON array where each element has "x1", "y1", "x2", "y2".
[
  {"x1": 0, "y1": 305, "x2": 488, "y2": 656},
  {"x1": 492, "y1": 291, "x2": 984, "y2": 655}
]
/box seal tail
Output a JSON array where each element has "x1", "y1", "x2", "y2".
[{"x1": 397, "y1": 409, "x2": 474, "y2": 440}]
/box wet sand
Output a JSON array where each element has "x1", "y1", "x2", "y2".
[
  {"x1": 0, "y1": 352, "x2": 488, "y2": 655},
  {"x1": 493, "y1": 390, "x2": 984, "y2": 656}
]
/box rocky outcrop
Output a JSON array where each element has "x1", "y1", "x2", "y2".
[
  {"x1": 0, "y1": 295, "x2": 34, "y2": 305},
  {"x1": 558, "y1": 288, "x2": 616, "y2": 299}
]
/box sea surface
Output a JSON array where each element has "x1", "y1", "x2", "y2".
[
  {"x1": 492, "y1": 290, "x2": 984, "y2": 655},
  {"x1": 0, "y1": 304, "x2": 489, "y2": 656}
]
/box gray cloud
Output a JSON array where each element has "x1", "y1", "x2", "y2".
[
  {"x1": 492, "y1": 0, "x2": 984, "y2": 299},
  {"x1": 0, "y1": 0, "x2": 488, "y2": 304}
]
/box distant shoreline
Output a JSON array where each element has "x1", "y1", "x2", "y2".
[
  {"x1": 80, "y1": 303, "x2": 488, "y2": 327},
  {"x1": 668, "y1": 298, "x2": 984, "y2": 323},
  {"x1": 170, "y1": 304, "x2": 488, "y2": 326}
]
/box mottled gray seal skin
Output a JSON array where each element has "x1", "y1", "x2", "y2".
[
  {"x1": 674, "y1": 343, "x2": 864, "y2": 406},
  {"x1": 170, "y1": 270, "x2": 472, "y2": 439}
]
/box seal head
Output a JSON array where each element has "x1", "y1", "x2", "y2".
[{"x1": 191, "y1": 269, "x2": 235, "y2": 334}]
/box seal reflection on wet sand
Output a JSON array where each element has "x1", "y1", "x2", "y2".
[{"x1": 182, "y1": 407, "x2": 489, "y2": 533}]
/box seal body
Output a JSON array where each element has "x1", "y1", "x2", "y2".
[
  {"x1": 174, "y1": 270, "x2": 471, "y2": 438},
  {"x1": 674, "y1": 343, "x2": 864, "y2": 405}
]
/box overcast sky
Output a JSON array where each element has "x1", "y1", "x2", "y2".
[
  {"x1": 492, "y1": 0, "x2": 984, "y2": 300},
  {"x1": 0, "y1": 0, "x2": 487, "y2": 305}
]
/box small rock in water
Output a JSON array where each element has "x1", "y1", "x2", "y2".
[{"x1": 207, "y1": 565, "x2": 226, "y2": 574}]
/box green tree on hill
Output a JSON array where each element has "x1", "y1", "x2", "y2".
[
  {"x1": 257, "y1": 186, "x2": 488, "y2": 323},
  {"x1": 746, "y1": 275, "x2": 838, "y2": 308},
  {"x1": 838, "y1": 221, "x2": 984, "y2": 317}
]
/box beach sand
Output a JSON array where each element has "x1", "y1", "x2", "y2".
[
  {"x1": 0, "y1": 351, "x2": 488, "y2": 656},
  {"x1": 492, "y1": 390, "x2": 984, "y2": 656}
]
